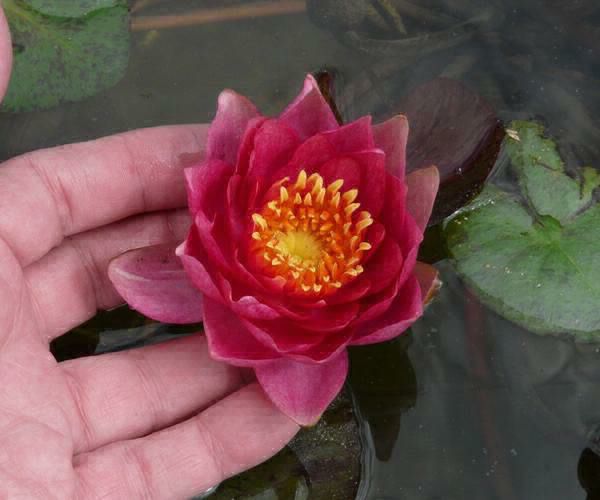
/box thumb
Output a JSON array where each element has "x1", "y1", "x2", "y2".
[{"x1": 0, "y1": 4, "x2": 12, "y2": 102}]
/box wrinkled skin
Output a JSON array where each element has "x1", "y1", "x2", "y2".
[
  {"x1": 110, "y1": 76, "x2": 440, "y2": 425},
  {"x1": 0, "y1": 9, "x2": 297, "y2": 499}
]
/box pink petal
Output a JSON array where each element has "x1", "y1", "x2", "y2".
[
  {"x1": 255, "y1": 352, "x2": 349, "y2": 426},
  {"x1": 280, "y1": 77, "x2": 339, "y2": 140},
  {"x1": 207, "y1": 90, "x2": 260, "y2": 165},
  {"x1": 108, "y1": 244, "x2": 203, "y2": 324},
  {"x1": 235, "y1": 117, "x2": 268, "y2": 177},
  {"x1": 355, "y1": 278, "x2": 401, "y2": 325},
  {"x1": 380, "y1": 173, "x2": 408, "y2": 242},
  {"x1": 247, "y1": 119, "x2": 300, "y2": 199},
  {"x1": 351, "y1": 275, "x2": 422, "y2": 346},
  {"x1": 184, "y1": 160, "x2": 234, "y2": 216},
  {"x1": 186, "y1": 217, "x2": 266, "y2": 296},
  {"x1": 319, "y1": 156, "x2": 361, "y2": 190},
  {"x1": 218, "y1": 279, "x2": 281, "y2": 321},
  {"x1": 405, "y1": 166, "x2": 440, "y2": 231},
  {"x1": 270, "y1": 134, "x2": 337, "y2": 184},
  {"x1": 414, "y1": 261, "x2": 442, "y2": 305},
  {"x1": 373, "y1": 115, "x2": 409, "y2": 179},
  {"x1": 349, "y1": 149, "x2": 386, "y2": 218},
  {"x1": 176, "y1": 243, "x2": 222, "y2": 303},
  {"x1": 280, "y1": 74, "x2": 319, "y2": 111},
  {"x1": 327, "y1": 238, "x2": 403, "y2": 305},
  {"x1": 203, "y1": 297, "x2": 280, "y2": 367},
  {"x1": 322, "y1": 116, "x2": 374, "y2": 153}
]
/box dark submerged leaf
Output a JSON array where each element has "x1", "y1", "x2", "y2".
[{"x1": 206, "y1": 389, "x2": 362, "y2": 499}]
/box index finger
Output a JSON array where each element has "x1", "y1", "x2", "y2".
[{"x1": 0, "y1": 124, "x2": 207, "y2": 267}]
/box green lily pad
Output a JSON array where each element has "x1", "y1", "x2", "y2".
[
  {"x1": 22, "y1": 0, "x2": 121, "y2": 18},
  {"x1": 1, "y1": 0, "x2": 129, "y2": 112},
  {"x1": 446, "y1": 120, "x2": 600, "y2": 341}
]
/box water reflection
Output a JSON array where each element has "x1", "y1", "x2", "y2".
[{"x1": 349, "y1": 336, "x2": 417, "y2": 462}]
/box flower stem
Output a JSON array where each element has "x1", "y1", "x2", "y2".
[{"x1": 131, "y1": 1, "x2": 306, "y2": 31}]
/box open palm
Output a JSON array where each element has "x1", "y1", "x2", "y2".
[{"x1": 0, "y1": 8, "x2": 297, "y2": 499}]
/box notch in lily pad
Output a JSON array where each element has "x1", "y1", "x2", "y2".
[
  {"x1": 1, "y1": 0, "x2": 130, "y2": 112},
  {"x1": 446, "y1": 120, "x2": 600, "y2": 341}
]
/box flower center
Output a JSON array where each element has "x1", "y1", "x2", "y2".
[{"x1": 250, "y1": 170, "x2": 374, "y2": 295}]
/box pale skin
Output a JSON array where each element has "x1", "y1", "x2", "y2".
[{"x1": 0, "y1": 8, "x2": 298, "y2": 499}]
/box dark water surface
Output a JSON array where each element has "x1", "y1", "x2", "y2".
[{"x1": 3, "y1": 1, "x2": 600, "y2": 498}]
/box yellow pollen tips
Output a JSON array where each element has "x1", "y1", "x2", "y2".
[
  {"x1": 296, "y1": 170, "x2": 307, "y2": 190},
  {"x1": 252, "y1": 214, "x2": 267, "y2": 230},
  {"x1": 356, "y1": 217, "x2": 374, "y2": 232},
  {"x1": 343, "y1": 189, "x2": 358, "y2": 204},
  {"x1": 344, "y1": 203, "x2": 360, "y2": 217},
  {"x1": 280, "y1": 186, "x2": 289, "y2": 203},
  {"x1": 249, "y1": 170, "x2": 374, "y2": 296},
  {"x1": 328, "y1": 179, "x2": 344, "y2": 194},
  {"x1": 316, "y1": 188, "x2": 326, "y2": 205}
]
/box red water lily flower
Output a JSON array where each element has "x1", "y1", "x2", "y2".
[{"x1": 109, "y1": 75, "x2": 440, "y2": 425}]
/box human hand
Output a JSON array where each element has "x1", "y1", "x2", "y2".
[{"x1": 0, "y1": 8, "x2": 298, "y2": 499}]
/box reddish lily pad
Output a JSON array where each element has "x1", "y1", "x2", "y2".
[{"x1": 400, "y1": 78, "x2": 504, "y2": 224}]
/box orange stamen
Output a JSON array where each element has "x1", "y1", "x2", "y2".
[{"x1": 249, "y1": 170, "x2": 373, "y2": 296}]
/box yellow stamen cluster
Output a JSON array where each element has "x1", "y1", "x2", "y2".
[{"x1": 250, "y1": 170, "x2": 374, "y2": 296}]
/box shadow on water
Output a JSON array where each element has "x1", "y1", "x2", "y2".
[{"x1": 579, "y1": 447, "x2": 600, "y2": 500}]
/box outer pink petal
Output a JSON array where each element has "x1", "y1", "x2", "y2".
[
  {"x1": 414, "y1": 261, "x2": 442, "y2": 305},
  {"x1": 322, "y1": 116, "x2": 374, "y2": 153},
  {"x1": 108, "y1": 245, "x2": 203, "y2": 324},
  {"x1": 326, "y1": 237, "x2": 403, "y2": 305},
  {"x1": 176, "y1": 243, "x2": 222, "y2": 303},
  {"x1": 355, "y1": 277, "x2": 400, "y2": 325},
  {"x1": 285, "y1": 73, "x2": 320, "y2": 106},
  {"x1": 270, "y1": 135, "x2": 336, "y2": 185},
  {"x1": 349, "y1": 149, "x2": 387, "y2": 218},
  {"x1": 235, "y1": 116, "x2": 268, "y2": 177},
  {"x1": 319, "y1": 156, "x2": 361, "y2": 190},
  {"x1": 280, "y1": 76, "x2": 339, "y2": 140},
  {"x1": 255, "y1": 352, "x2": 349, "y2": 426},
  {"x1": 207, "y1": 90, "x2": 260, "y2": 165},
  {"x1": 351, "y1": 275, "x2": 422, "y2": 346},
  {"x1": 203, "y1": 297, "x2": 280, "y2": 367},
  {"x1": 405, "y1": 166, "x2": 440, "y2": 231},
  {"x1": 380, "y1": 173, "x2": 408, "y2": 242},
  {"x1": 373, "y1": 115, "x2": 409, "y2": 179},
  {"x1": 247, "y1": 119, "x2": 301, "y2": 202},
  {"x1": 184, "y1": 160, "x2": 234, "y2": 216}
]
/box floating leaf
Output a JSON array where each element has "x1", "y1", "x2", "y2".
[
  {"x1": 504, "y1": 121, "x2": 600, "y2": 223},
  {"x1": 1, "y1": 0, "x2": 130, "y2": 112},
  {"x1": 21, "y1": 0, "x2": 120, "y2": 17},
  {"x1": 446, "y1": 121, "x2": 600, "y2": 341}
]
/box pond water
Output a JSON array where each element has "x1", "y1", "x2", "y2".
[{"x1": 3, "y1": 1, "x2": 600, "y2": 498}]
